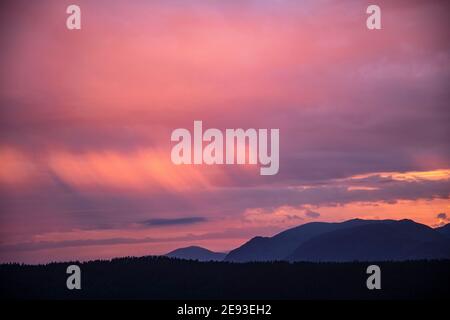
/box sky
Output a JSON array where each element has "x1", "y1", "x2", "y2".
[{"x1": 0, "y1": 0, "x2": 449, "y2": 263}]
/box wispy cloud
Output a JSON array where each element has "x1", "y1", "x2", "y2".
[{"x1": 141, "y1": 217, "x2": 207, "y2": 226}]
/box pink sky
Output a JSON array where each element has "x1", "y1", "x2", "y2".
[{"x1": 0, "y1": 0, "x2": 449, "y2": 263}]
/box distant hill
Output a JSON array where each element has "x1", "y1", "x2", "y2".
[
  {"x1": 225, "y1": 219, "x2": 450, "y2": 262},
  {"x1": 288, "y1": 219, "x2": 450, "y2": 262},
  {"x1": 165, "y1": 246, "x2": 226, "y2": 261}
]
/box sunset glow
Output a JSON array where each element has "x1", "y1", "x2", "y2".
[{"x1": 0, "y1": 0, "x2": 449, "y2": 263}]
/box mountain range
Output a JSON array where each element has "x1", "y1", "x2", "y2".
[{"x1": 165, "y1": 219, "x2": 450, "y2": 262}]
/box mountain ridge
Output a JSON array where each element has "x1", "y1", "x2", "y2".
[
  {"x1": 288, "y1": 219, "x2": 450, "y2": 261},
  {"x1": 166, "y1": 219, "x2": 450, "y2": 263},
  {"x1": 225, "y1": 218, "x2": 381, "y2": 262},
  {"x1": 224, "y1": 218, "x2": 450, "y2": 262}
]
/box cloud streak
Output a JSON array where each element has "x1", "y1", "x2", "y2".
[{"x1": 141, "y1": 217, "x2": 207, "y2": 226}]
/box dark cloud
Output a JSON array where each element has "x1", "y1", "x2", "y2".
[
  {"x1": 437, "y1": 213, "x2": 449, "y2": 221},
  {"x1": 304, "y1": 210, "x2": 320, "y2": 219},
  {"x1": 141, "y1": 217, "x2": 207, "y2": 226}
]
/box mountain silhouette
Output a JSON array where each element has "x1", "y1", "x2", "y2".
[
  {"x1": 165, "y1": 246, "x2": 226, "y2": 261},
  {"x1": 225, "y1": 218, "x2": 377, "y2": 262},
  {"x1": 224, "y1": 219, "x2": 450, "y2": 262},
  {"x1": 288, "y1": 219, "x2": 450, "y2": 261}
]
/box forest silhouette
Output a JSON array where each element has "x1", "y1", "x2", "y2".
[{"x1": 1, "y1": 257, "x2": 449, "y2": 299}]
